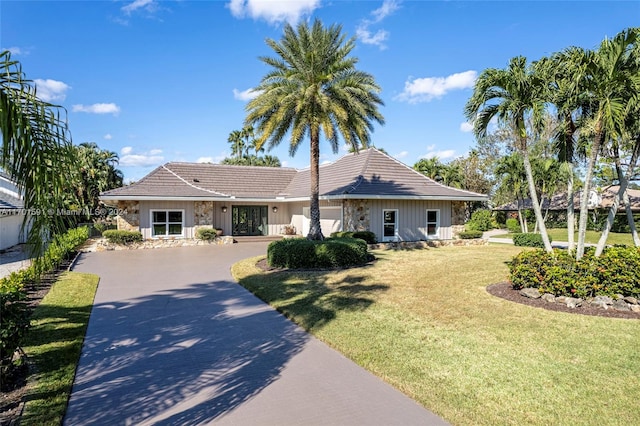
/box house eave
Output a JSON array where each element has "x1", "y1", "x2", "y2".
[{"x1": 321, "y1": 194, "x2": 488, "y2": 202}]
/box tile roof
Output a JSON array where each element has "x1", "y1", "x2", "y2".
[{"x1": 101, "y1": 148, "x2": 487, "y2": 202}]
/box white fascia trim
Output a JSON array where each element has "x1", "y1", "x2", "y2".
[{"x1": 100, "y1": 195, "x2": 312, "y2": 203}]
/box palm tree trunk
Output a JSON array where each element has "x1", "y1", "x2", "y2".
[
  {"x1": 594, "y1": 141, "x2": 639, "y2": 255},
  {"x1": 307, "y1": 129, "x2": 324, "y2": 240},
  {"x1": 522, "y1": 149, "x2": 552, "y2": 251},
  {"x1": 566, "y1": 167, "x2": 576, "y2": 251},
  {"x1": 577, "y1": 128, "x2": 602, "y2": 259}
]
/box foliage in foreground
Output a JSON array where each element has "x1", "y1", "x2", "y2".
[
  {"x1": 20, "y1": 272, "x2": 98, "y2": 425},
  {"x1": 509, "y1": 246, "x2": 640, "y2": 298},
  {"x1": 0, "y1": 226, "x2": 89, "y2": 382},
  {"x1": 102, "y1": 229, "x2": 143, "y2": 244},
  {"x1": 267, "y1": 237, "x2": 369, "y2": 268}
]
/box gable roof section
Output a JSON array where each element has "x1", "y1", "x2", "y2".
[
  {"x1": 0, "y1": 172, "x2": 23, "y2": 210},
  {"x1": 101, "y1": 149, "x2": 487, "y2": 202}
]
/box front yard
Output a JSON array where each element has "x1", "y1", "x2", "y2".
[{"x1": 233, "y1": 245, "x2": 640, "y2": 426}]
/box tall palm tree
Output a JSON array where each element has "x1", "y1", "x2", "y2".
[
  {"x1": 465, "y1": 56, "x2": 553, "y2": 252},
  {"x1": 0, "y1": 51, "x2": 76, "y2": 255},
  {"x1": 575, "y1": 28, "x2": 638, "y2": 259},
  {"x1": 536, "y1": 47, "x2": 591, "y2": 251},
  {"x1": 246, "y1": 19, "x2": 384, "y2": 240},
  {"x1": 495, "y1": 153, "x2": 529, "y2": 233},
  {"x1": 227, "y1": 130, "x2": 244, "y2": 159}
]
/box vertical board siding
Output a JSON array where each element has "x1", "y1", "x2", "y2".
[{"x1": 369, "y1": 199, "x2": 452, "y2": 241}]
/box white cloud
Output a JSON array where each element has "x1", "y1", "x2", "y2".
[
  {"x1": 104, "y1": 133, "x2": 113, "y2": 140},
  {"x1": 421, "y1": 149, "x2": 456, "y2": 160},
  {"x1": 233, "y1": 88, "x2": 262, "y2": 101},
  {"x1": 356, "y1": 0, "x2": 400, "y2": 49},
  {"x1": 72, "y1": 103, "x2": 121, "y2": 115},
  {"x1": 460, "y1": 122, "x2": 474, "y2": 133},
  {"x1": 395, "y1": 70, "x2": 478, "y2": 103},
  {"x1": 121, "y1": 0, "x2": 155, "y2": 15},
  {"x1": 34, "y1": 79, "x2": 70, "y2": 102},
  {"x1": 196, "y1": 157, "x2": 214, "y2": 163},
  {"x1": 394, "y1": 150, "x2": 408, "y2": 159},
  {"x1": 5, "y1": 46, "x2": 27, "y2": 56},
  {"x1": 119, "y1": 147, "x2": 164, "y2": 167},
  {"x1": 227, "y1": 0, "x2": 319, "y2": 24}
]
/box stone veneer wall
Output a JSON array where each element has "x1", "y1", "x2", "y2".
[
  {"x1": 451, "y1": 201, "x2": 467, "y2": 239},
  {"x1": 343, "y1": 199, "x2": 370, "y2": 232},
  {"x1": 116, "y1": 200, "x2": 140, "y2": 232},
  {"x1": 194, "y1": 201, "x2": 214, "y2": 226}
]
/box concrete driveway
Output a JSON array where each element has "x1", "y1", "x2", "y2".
[{"x1": 66, "y1": 244, "x2": 447, "y2": 425}]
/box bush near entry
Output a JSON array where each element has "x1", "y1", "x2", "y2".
[
  {"x1": 508, "y1": 246, "x2": 640, "y2": 298},
  {"x1": 330, "y1": 231, "x2": 377, "y2": 244},
  {"x1": 102, "y1": 230, "x2": 143, "y2": 244},
  {"x1": 466, "y1": 209, "x2": 493, "y2": 232},
  {"x1": 267, "y1": 237, "x2": 369, "y2": 269}
]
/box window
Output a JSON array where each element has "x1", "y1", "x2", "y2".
[
  {"x1": 151, "y1": 210, "x2": 184, "y2": 237},
  {"x1": 426, "y1": 209, "x2": 440, "y2": 239},
  {"x1": 382, "y1": 209, "x2": 398, "y2": 241}
]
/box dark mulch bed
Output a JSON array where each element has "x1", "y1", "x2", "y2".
[
  {"x1": 487, "y1": 282, "x2": 640, "y2": 320},
  {"x1": 1, "y1": 256, "x2": 77, "y2": 426}
]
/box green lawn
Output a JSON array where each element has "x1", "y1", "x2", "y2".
[
  {"x1": 20, "y1": 272, "x2": 99, "y2": 426},
  {"x1": 493, "y1": 228, "x2": 635, "y2": 246},
  {"x1": 233, "y1": 246, "x2": 640, "y2": 426}
]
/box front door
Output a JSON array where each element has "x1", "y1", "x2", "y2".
[{"x1": 232, "y1": 206, "x2": 268, "y2": 236}]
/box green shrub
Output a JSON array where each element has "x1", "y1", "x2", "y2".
[
  {"x1": 268, "y1": 237, "x2": 369, "y2": 269},
  {"x1": 196, "y1": 227, "x2": 219, "y2": 241},
  {"x1": 512, "y1": 233, "x2": 551, "y2": 248},
  {"x1": 508, "y1": 247, "x2": 640, "y2": 298},
  {"x1": 506, "y1": 218, "x2": 521, "y2": 233},
  {"x1": 458, "y1": 230, "x2": 483, "y2": 239},
  {"x1": 330, "y1": 231, "x2": 377, "y2": 244},
  {"x1": 102, "y1": 230, "x2": 143, "y2": 244},
  {"x1": 466, "y1": 209, "x2": 493, "y2": 232}
]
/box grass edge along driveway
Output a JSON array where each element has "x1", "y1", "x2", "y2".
[
  {"x1": 20, "y1": 272, "x2": 99, "y2": 426},
  {"x1": 232, "y1": 245, "x2": 640, "y2": 426}
]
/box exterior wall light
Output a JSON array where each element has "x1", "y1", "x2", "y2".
[
  {"x1": 272, "y1": 206, "x2": 278, "y2": 213},
  {"x1": 221, "y1": 206, "x2": 228, "y2": 213}
]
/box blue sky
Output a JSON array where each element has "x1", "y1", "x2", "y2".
[{"x1": 2, "y1": 0, "x2": 638, "y2": 182}]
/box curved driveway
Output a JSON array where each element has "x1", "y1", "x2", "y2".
[{"x1": 66, "y1": 244, "x2": 447, "y2": 425}]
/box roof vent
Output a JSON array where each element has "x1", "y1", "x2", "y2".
[{"x1": 193, "y1": 178, "x2": 200, "y2": 183}]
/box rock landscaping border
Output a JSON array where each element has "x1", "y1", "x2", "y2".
[{"x1": 487, "y1": 282, "x2": 640, "y2": 320}]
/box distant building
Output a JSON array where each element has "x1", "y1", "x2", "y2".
[{"x1": 0, "y1": 172, "x2": 28, "y2": 250}]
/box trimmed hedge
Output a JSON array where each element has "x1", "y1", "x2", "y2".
[
  {"x1": 330, "y1": 231, "x2": 377, "y2": 244},
  {"x1": 267, "y1": 237, "x2": 369, "y2": 269},
  {"x1": 512, "y1": 233, "x2": 551, "y2": 248},
  {"x1": 509, "y1": 247, "x2": 640, "y2": 298},
  {"x1": 102, "y1": 230, "x2": 143, "y2": 244},
  {"x1": 458, "y1": 230, "x2": 483, "y2": 239},
  {"x1": 1, "y1": 226, "x2": 89, "y2": 380}
]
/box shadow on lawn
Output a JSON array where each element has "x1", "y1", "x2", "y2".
[{"x1": 237, "y1": 268, "x2": 389, "y2": 332}]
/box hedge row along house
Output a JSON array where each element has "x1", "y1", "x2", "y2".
[{"x1": 100, "y1": 148, "x2": 487, "y2": 242}]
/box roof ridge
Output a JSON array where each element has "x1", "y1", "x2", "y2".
[
  {"x1": 346, "y1": 148, "x2": 373, "y2": 193},
  {"x1": 162, "y1": 164, "x2": 230, "y2": 197}
]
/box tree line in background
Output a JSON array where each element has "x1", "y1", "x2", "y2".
[{"x1": 222, "y1": 125, "x2": 281, "y2": 167}]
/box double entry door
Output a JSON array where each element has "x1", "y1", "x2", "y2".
[{"x1": 232, "y1": 206, "x2": 268, "y2": 236}]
